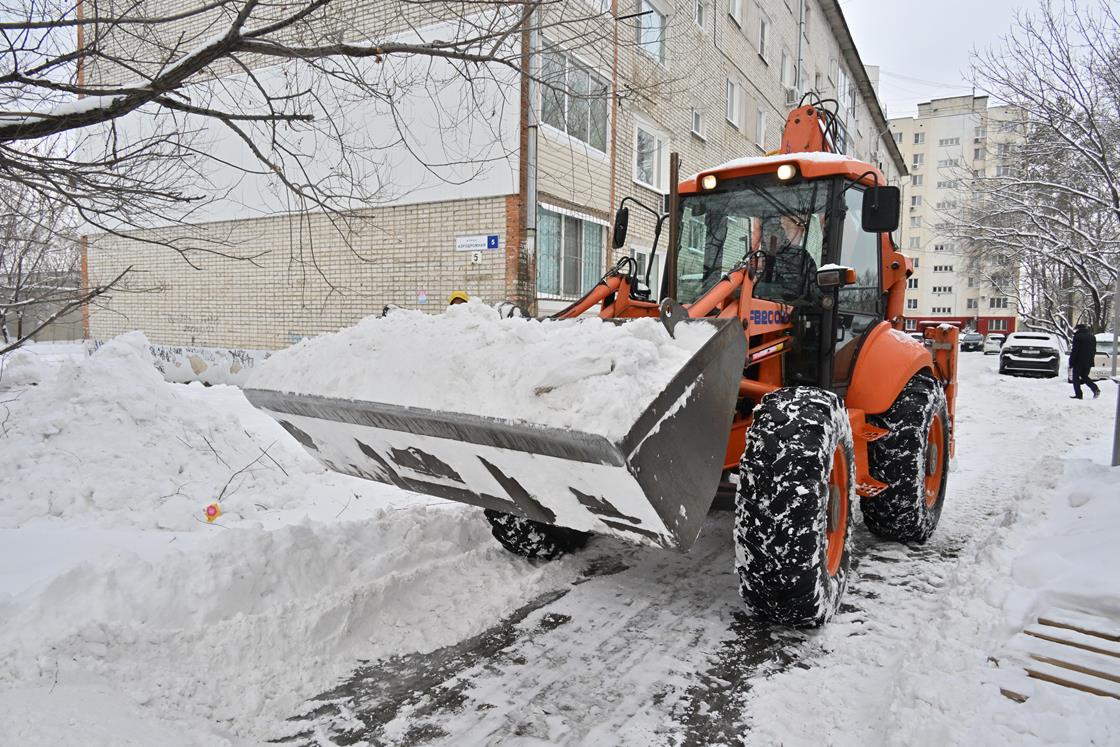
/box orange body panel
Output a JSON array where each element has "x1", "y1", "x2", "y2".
[
  {"x1": 846, "y1": 322, "x2": 933, "y2": 416},
  {"x1": 780, "y1": 105, "x2": 833, "y2": 155},
  {"x1": 680, "y1": 155, "x2": 886, "y2": 196}
]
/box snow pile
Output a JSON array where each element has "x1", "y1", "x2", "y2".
[
  {"x1": 0, "y1": 506, "x2": 578, "y2": 742},
  {"x1": 0, "y1": 332, "x2": 316, "y2": 530},
  {"x1": 249, "y1": 301, "x2": 715, "y2": 439},
  {"x1": 0, "y1": 347, "x2": 52, "y2": 388}
]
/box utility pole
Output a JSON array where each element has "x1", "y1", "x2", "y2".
[{"x1": 1110, "y1": 270, "x2": 1119, "y2": 467}]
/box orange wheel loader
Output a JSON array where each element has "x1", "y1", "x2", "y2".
[{"x1": 246, "y1": 97, "x2": 958, "y2": 627}]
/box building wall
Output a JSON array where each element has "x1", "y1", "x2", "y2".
[
  {"x1": 85, "y1": 0, "x2": 905, "y2": 347},
  {"x1": 87, "y1": 196, "x2": 512, "y2": 349},
  {"x1": 889, "y1": 95, "x2": 1020, "y2": 334},
  {"x1": 535, "y1": 0, "x2": 905, "y2": 314}
]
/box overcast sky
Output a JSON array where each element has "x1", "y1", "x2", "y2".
[{"x1": 841, "y1": 0, "x2": 1031, "y2": 119}]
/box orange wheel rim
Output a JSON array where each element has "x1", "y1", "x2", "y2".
[
  {"x1": 825, "y1": 446, "x2": 849, "y2": 577},
  {"x1": 924, "y1": 415, "x2": 945, "y2": 508}
]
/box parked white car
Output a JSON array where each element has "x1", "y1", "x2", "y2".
[
  {"x1": 999, "y1": 332, "x2": 1063, "y2": 377},
  {"x1": 1091, "y1": 333, "x2": 1118, "y2": 377},
  {"x1": 983, "y1": 333, "x2": 1005, "y2": 355}
]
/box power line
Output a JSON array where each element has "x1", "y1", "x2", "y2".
[{"x1": 879, "y1": 70, "x2": 974, "y2": 90}]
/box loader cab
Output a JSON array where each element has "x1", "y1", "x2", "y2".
[{"x1": 670, "y1": 170, "x2": 895, "y2": 392}]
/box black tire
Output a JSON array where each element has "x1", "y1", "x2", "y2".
[
  {"x1": 735, "y1": 387, "x2": 855, "y2": 628},
  {"x1": 862, "y1": 373, "x2": 950, "y2": 543},
  {"x1": 483, "y1": 509, "x2": 590, "y2": 560}
]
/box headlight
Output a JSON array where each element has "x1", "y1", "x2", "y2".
[
  {"x1": 776, "y1": 164, "x2": 798, "y2": 181},
  {"x1": 701, "y1": 174, "x2": 718, "y2": 190}
]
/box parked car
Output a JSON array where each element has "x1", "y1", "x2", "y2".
[
  {"x1": 960, "y1": 332, "x2": 984, "y2": 351},
  {"x1": 983, "y1": 333, "x2": 1005, "y2": 355},
  {"x1": 1092, "y1": 333, "x2": 1117, "y2": 377},
  {"x1": 999, "y1": 332, "x2": 1063, "y2": 377}
]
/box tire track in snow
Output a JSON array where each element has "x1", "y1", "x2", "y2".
[
  {"x1": 279, "y1": 358, "x2": 1093, "y2": 745},
  {"x1": 280, "y1": 516, "x2": 782, "y2": 745}
]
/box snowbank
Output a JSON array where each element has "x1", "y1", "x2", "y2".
[
  {"x1": 0, "y1": 332, "x2": 320, "y2": 530},
  {"x1": 0, "y1": 331, "x2": 580, "y2": 741},
  {"x1": 0, "y1": 506, "x2": 577, "y2": 742},
  {"x1": 249, "y1": 301, "x2": 715, "y2": 440},
  {"x1": 0, "y1": 348, "x2": 48, "y2": 388}
]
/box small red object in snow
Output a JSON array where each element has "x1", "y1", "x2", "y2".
[{"x1": 205, "y1": 503, "x2": 221, "y2": 522}]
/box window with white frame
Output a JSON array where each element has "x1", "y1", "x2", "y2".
[
  {"x1": 728, "y1": 0, "x2": 741, "y2": 25},
  {"x1": 912, "y1": 153, "x2": 924, "y2": 168},
  {"x1": 989, "y1": 296, "x2": 1008, "y2": 309},
  {"x1": 936, "y1": 179, "x2": 959, "y2": 189},
  {"x1": 933, "y1": 264, "x2": 954, "y2": 272},
  {"x1": 973, "y1": 147, "x2": 982, "y2": 160},
  {"x1": 914, "y1": 132, "x2": 925, "y2": 145},
  {"x1": 932, "y1": 306, "x2": 952, "y2": 314},
  {"x1": 910, "y1": 217, "x2": 921, "y2": 228},
  {"x1": 691, "y1": 107, "x2": 705, "y2": 137},
  {"x1": 780, "y1": 49, "x2": 792, "y2": 87},
  {"x1": 637, "y1": 0, "x2": 667, "y2": 63},
  {"x1": 906, "y1": 298, "x2": 918, "y2": 310},
  {"x1": 758, "y1": 13, "x2": 770, "y2": 60},
  {"x1": 634, "y1": 122, "x2": 668, "y2": 192},
  {"x1": 694, "y1": 0, "x2": 706, "y2": 27},
  {"x1": 937, "y1": 158, "x2": 961, "y2": 168},
  {"x1": 974, "y1": 126, "x2": 986, "y2": 142},
  {"x1": 989, "y1": 318, "x2": 1008, "y2": 331},
  {"x1": 933, "y1": 243, "x2": 948, "y2": 251},
  {"x1": 967, "y1": 276, "x2": 977, "y2": 287},
  {"x1": 938, "y1": 137, "x2": 960, "y2": 146},
  {"x1": 995, "y1": 165, "x2": 1013, "y2": 177},
  {"x1": 893, "y1": 131, "x2": 902, "y2": 144},
  {"x1": 911, "y1": 174, "x2": 923, "y2": 186},
  {"x1": 537, "y1": 207, "x2": 605, "y2": 298},
  {"x1": 541, "y1": 46, "x2": 610, "y2": 152},
  {"x1": 913, "y1": 258, "x2": 920, "y2": 268},
  {"x1": 909, "y1": 236, "x2": 921, "y2": 249},
  {"x1": 754, "y1": 105, "x2": 767, "y2": 146},
  {"x1": 932, "y1": 285, "x2": 953, "y2": 293},
  {"x1": 966, "y1": 298, "x2": 978, "y2": 309},
  {"x1": 904, "y1": 318, "x2": 917, "y2": 329},
  {"x1": 725, "y1": 80, "x2": 740, "y2": 126},
  {"x1": 907, "y1": 278, "x2": 918, "y2": 289},
  {"x1": 911, "y1": 195, "x2": 922, "y2": 206},
  {"x1": 837, "y1": 66, "x2": 849, "y2": 109}
]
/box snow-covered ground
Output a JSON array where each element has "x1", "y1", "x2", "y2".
[{"x1": 1, "y1": 338, "x2": 1117, "y2": 745}]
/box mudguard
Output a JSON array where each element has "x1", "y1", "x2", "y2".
[{"x1": 845, "y1": 322, "x2": 933, "y2": 416}]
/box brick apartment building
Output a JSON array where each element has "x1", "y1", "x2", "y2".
[
  {"x1": 889, "y1": 95, "x2": 1021, "y2": 336},
  {"x1": 85, "y1": 0, "x2": 905, "y2": 352}
]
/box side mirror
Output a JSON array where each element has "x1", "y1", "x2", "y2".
[
  {"x1": 612, "y1": 206, "x2": 630, "y2": 249},
  {"x1": 861, "y1": 186, "x2": 900, "y2": 233},
  {"x1": 818, "y1": 265, "x2": 857, "y2": 289}
]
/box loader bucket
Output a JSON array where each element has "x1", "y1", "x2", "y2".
[{"x1": 245, "y1": 319, "x2": 746, "y2": 551}]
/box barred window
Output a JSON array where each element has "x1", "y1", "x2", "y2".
[{"x1": 537, "y1": 207, "x2": 605, "y2": 298}]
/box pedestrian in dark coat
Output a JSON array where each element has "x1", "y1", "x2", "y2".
[{"x1": 1069, "y1": 324, "x2": 1101, "y2": 399}]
